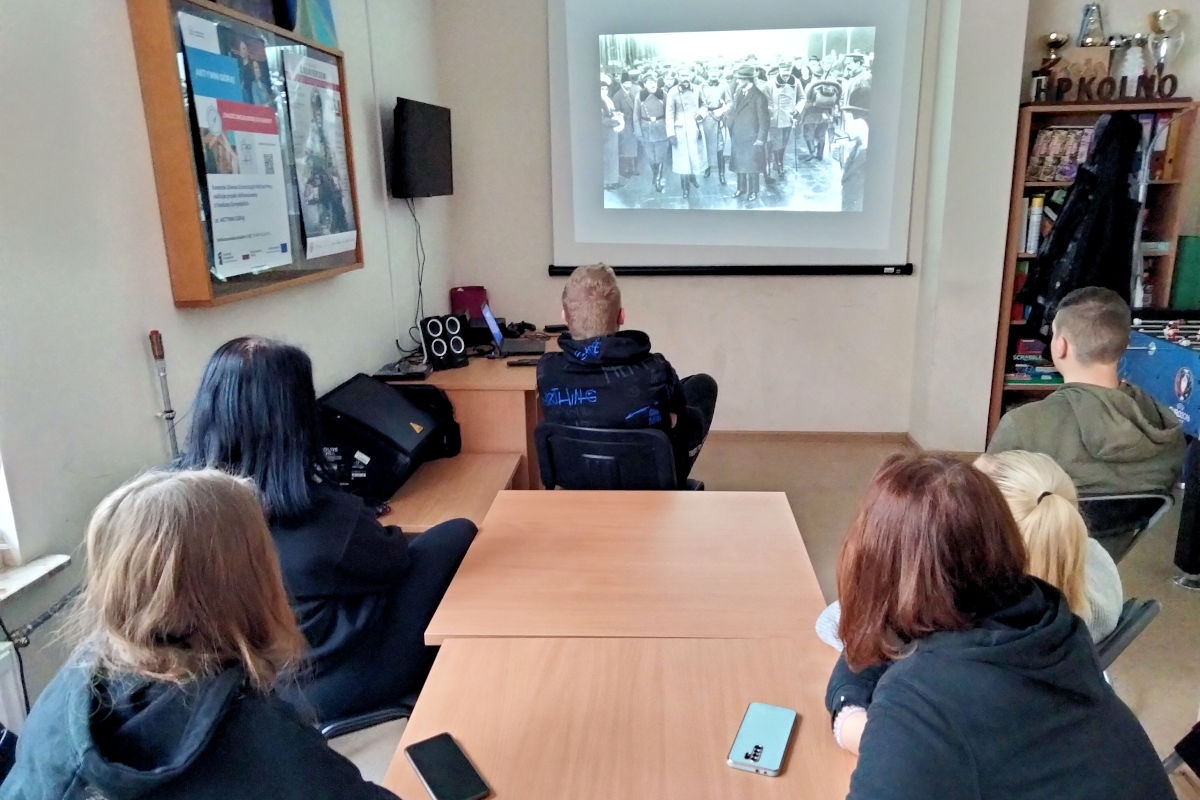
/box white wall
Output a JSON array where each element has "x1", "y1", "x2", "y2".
[
  {"x1": 435, "y1": 0, "x2": 921, "y2": 435},
  {"x1": 1023, "y1": 1, "x2": 1200, "y2": 234},
  {"x1": 0, "y1": 0, "x2": 446, "y2": 696},
  {"x1": 908, "y1": 2, "x2": 1030, "y2": 451},
  {"x1": 435, "y1": 1, "x2": 1029, "y2": 446}
]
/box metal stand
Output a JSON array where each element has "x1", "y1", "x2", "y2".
[
  {"x1": 148, "y1": 330, "x2": 179, "y2": 459},
  {"x1": 1173, "y1": 573, "x2": 1200, "y2": 590}
]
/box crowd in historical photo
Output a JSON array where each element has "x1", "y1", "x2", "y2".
[{"x1": 599, "y1": 28, "x2": 873, "y2": 212}]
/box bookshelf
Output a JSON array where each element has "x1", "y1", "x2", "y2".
[{"x1": 987, "y1": 100, "x2": 1197, "y2": 440}]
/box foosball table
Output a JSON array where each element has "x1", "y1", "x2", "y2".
[{"x1": 1120, "y1": 319, "x2": 1200, "y2": 582}]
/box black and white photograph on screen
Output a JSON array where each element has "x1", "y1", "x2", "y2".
[{"x1": 599, "y1": 27, "x2": 873, "y2": 212}]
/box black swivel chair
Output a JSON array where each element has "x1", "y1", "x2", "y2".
[
  {"x1": 1094, "y1": 597, "x2": 1161, "y2": 671},
  {"x1": 1077, "y1": 493, "x2": 1173, "y2": 562},
  {"x1": 318, "y1": 691, "x2": 419, "y2": 739},
  {"x1": 535, "y1": 422, "x2": 702, "y2": 490}
]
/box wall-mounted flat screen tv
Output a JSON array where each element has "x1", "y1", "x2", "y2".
[{"x1": 391, "y1": 97, "x2": 453, "y2": 198}]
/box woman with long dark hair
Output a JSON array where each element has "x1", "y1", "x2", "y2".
[
  {"x1": 827, "y1": 453, "x2": 1171, "y2": 799},
  {"x1": 178, "y1": 337, "x2": 476, "y2": 723}
]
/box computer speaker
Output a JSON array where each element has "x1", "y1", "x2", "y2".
[{"x1": 420, "y1": 314, "x2": 469, "y2": 370}]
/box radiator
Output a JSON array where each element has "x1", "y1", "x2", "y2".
[{"x1": 0, "y1": 642, "x2": 25, "y2": 734}]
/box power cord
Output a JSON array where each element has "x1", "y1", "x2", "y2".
[
  {"x1": 403, "y1": 196, "x2": 428, "y2": 357},
  {"x1": 0, "y1": 585, "x2": 81, "y2": 714},
  {"x1": 0, "y1": 614, "x2": 30, "y2": 714}
]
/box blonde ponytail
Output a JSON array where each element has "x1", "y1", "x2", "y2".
[{"x1": 974, "y1": 451, "x2": 1090, "y2": 620}]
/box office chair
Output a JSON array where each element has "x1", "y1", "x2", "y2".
[
  {"x1": 535, "y1": 422, "x2": 702, "y2": 490},
  {"x1": 318, "y1": 692, "x2": 419, "y2": 739},
  {"x1": 1077, "y1": 493, "x2": 1173, "y2": 562},
  {"x1": 1094, "y1": 597, "x2": 1161, "y2": 671}
]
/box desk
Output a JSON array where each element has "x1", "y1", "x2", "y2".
[
  {"x1": 383, "y1": 637, "x2": 855, "y2": 799},
  {"x1": 377, "y1": 453, "x2": 520, "y2": 533},
  {"x1": 423, "y1": 356, "x2": 544, "y2": 489},
  {"x1": 423, "y1": 490, "x2": 824, "y2": 644}
]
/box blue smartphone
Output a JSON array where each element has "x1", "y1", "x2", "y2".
[{"x1": 726, "y1": 702, "x2": 798, "y2": 777}]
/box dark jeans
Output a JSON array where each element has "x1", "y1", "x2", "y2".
[
  {"x1": 671, "y1": 373, "x2": 718, "y2": 482},
  {"x1": 288, "y1": 518, "x2": 477, "y2": 722}
]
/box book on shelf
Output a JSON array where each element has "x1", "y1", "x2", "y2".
[
  {"x1": 1025, "y1": 195, "x2": 1045, "y2": 254},
  {"x1": 1005, "y1": 372, "x2": 1064, "y2": 386},
  {"x1": 1164, "y1": 114, "x2": 1181, "y2": 179},
  {"x1": 1026, "y1": 125, "x2": 1093, "y2": 183},
  {"x1": 1015, "y1": 339, "x2": 1045, "y2": 357},
  {"x1": 1011, "y1": 260, "x2": 1030, "y2": 323},
  {"x1": 1018, "y1": 197, "x2": 1030, "y2": 251}
]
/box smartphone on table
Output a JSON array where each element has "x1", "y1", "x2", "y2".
[
  {"x1": 405, "y1": 732, "x2": 491, "y2": 800},
  {"x1": 726, "y1": 702, "x2": 798, "y2": 777}
]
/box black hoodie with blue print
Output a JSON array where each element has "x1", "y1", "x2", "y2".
[{"x1": 536, "y1": 330, "x2": 686, "y2": 431}]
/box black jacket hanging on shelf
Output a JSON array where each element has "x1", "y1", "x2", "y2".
[{"x1": 1018, "y1": 112, "x2": 1143, "y2": 338}]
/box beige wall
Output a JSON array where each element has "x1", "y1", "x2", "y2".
[
  {"x1": 436, "y1": 1, "x2": 1028, "y2": 446},
  {"x1": 909, "y1": 2, "x2": 1031, "y2": 450},
  {"x1": 1024, "y1": 1, "x2": 1200, "y2": 234},
  {"x1": 0, "y1": 0, "x2": 446, "y2": 695}
]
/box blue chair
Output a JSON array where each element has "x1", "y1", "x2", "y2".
[{"x1": 535, "y1": 422, "x2": 702, "y2": 490}]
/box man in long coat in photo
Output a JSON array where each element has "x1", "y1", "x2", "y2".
[{"x1": 725, "y1": 64, "x2": 769, "y2": 202}]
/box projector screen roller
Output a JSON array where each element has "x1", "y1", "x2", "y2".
[{"x1": 549, "y1": 0, "x2": 926, "y2": 272}]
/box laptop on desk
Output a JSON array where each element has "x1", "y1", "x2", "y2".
[{"x1": 482, "y1": 303, "x2": 546, "y2": 356}]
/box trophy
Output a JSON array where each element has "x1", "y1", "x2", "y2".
[
  {"x1": 1044, "y1": 31, "x2": 1071, "y2": 67},
  {"x1": 1078, "y1": 3, "x2": 1107, "y2": 47},
  {"x1": 1148, "y1": 9, "x2": 1185, "y2": 71}
]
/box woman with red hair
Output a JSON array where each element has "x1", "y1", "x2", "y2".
[{"x1": 827, "y1": 453, "x2": 1170, "y2": 799}]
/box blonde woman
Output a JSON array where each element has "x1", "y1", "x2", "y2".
[
  {"x1": 3, "y1": 470, "x2": 397, "y2": 799},
  {"x1": 974, "y1": 450, "x2": 1123, "y2": 641},
  {"x1": 815, "y1": 450, "x2": 1123, "y2": 648}
]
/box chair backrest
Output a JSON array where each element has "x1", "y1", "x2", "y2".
[
  {"x1": 1095, "y1": 597, "x2": 1161, "y2": 671},
  {"x1": 318, "y1": 691, "x2": 419, "y2": 739},
  {"x1": 535, "y1": 422, "x2": 678, "y2": 490},
  {"x1": 1175, "y1": 439, "x2": 1200, "y2": 574},
  {"x1": 1077, "y1": 493, "x2": 1173, "y2": 562}
]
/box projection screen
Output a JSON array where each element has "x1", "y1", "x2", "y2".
[{"x1": 548, "y1": 0, "x2": 927, "y2": 273}]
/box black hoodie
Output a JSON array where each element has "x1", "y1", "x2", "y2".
[
  {"x1": 1, "y1": 662, "x2": 397, "y2": 799},
  {"x1": 537, "y1": 330, "x2": 686, "y2": 431},
  {"x1": 826, "y1": 579, "x2": 1172, "y2": 799}
]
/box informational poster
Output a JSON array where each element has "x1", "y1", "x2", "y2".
[
  {"x1": 284, "y1": 49, "x2": 357, "y2": 259},
  {"x1": 178, "y1": 11, "x2": 292, "y2": 278}
]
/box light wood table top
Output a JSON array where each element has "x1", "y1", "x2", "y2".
[
  {"x1": 423, "y1": 491, "x2": 825, "y2": 644},
  {"x1": 383, "y1": 637, "x2": 855, "y2": 799},
  {"x1": 377, "y1": 453, "x2": 521, "y2": 533}
]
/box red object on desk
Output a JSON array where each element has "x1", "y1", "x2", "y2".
[{"x1": 450, "y1": 286, "x2": 489, "y2": 320}]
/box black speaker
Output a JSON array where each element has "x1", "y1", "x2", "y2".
[{"x1": 420, "y1": 314, "x2": 468, "y2": 370}]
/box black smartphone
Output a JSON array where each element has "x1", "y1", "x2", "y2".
[
  {"x1": 405, "y1": 733, "x2": 491, "y2": 800},
  {"x1": 506, "y1": 358, "x2": 540, "y2": 367}
]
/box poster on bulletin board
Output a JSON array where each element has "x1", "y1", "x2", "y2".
[
  {"x1": 283, "y1": 48, "x2": 357, "y2": 259},
  {"x1": 178, "y1": 11, "x2": 293, "y2": 278}
]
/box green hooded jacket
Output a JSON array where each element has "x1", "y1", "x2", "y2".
[{"x1": 987, "y1": 382, "x2": 1185, "y2": 494}]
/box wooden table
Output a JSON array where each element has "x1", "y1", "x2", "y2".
[
  {"x1": 383, "y1": 637, "x2": 855, "y2": 799},
  {"x1": 377, "y1": 453, "x2": 521, "y2": 533},
  {"x1": 424, "y1": 355, "x2": 545, "y2": 489},
  {"x1": 423, "y1": 491, "x2": 825, "y2": 644}
]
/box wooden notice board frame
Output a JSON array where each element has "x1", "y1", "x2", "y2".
[{"x1": 127, "y1": 0, "x2": 363, "y2": 307}]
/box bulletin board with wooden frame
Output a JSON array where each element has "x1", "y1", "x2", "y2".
[{"x1": 127, "y1": 0, "x2": 362, "y2": 307}]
